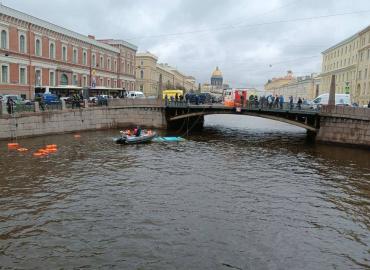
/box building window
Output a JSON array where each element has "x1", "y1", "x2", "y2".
[
  {"x1": 107, "y1": 79, "x2": 110, "y2": 87},
  {"x1": 35, "y1": 69, "x2": 42, "y2": 86},
  {"x1": 60, "y1": 74, "x2": 68, "y2": 85},
  {"x1": 140, "y1": 70, "x2": 144, "y2": 79},
  {"x1": 73, "y1": 48, "x2": 78, "y2": 64},
  {"x1": 100, "y1": 78, "x2": 103, "y2": 86},
  {"x1": 1, "y1": 65, "x2": 9, "y2": 83},
  {"x1": 19, "y1": 34, "x2": 26, "y2": 53},
  {"x1": 83, "y1": 76, "x2": 87, "y2": 87},
  {"x1": 127, "y1": 63, "x2": 130, "y2": 74},
  {"x1": 73, "y1": 74, "x2": 78, "y2": 85},
  {"x1": 100, "y1": 56, "x2": 104, "y2": 68},
  {"x1": 140, "y1": 85, "x2": 143, "y2": 91},
  {"x1": 1, "y1": 30, "x2": 8, "y2": 49},
  {"x1": 83, "y1": 51, "x2": 87, "y2": 65},
  {"x1": 35, "y1": 39, "x2": 41, "y2": 56},
  {"x1": 49, "y1": 42, "x2": 55, "y2": 59},
  {"x1": 113, "y1": 80, "x2": 117, "y2": 88},
  {"x1": 114, "y1": 60, "x2": 117, "y2": 72},
  {"x1": 92, "y1": 54, "x2": 96, "y2": 67},
  {"x1": 107, "y1": 58, "x2": 111, "y2": 70},
  {"x1": 62, "y1": 45, "x2": 67, "y2": 61},
  {"x1": 50, "y1": 71, "x2": 55, "y2": 86},
  {"x1": 19, "y1": 67, "x2": 26, "y2": 84}
]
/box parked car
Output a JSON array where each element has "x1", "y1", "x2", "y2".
[
  {"x1": 2, "y1": 95, "x2": 31, "y2": 105},
  {"x1": 199, "y1": 93, "x2": 212, "y2": 104},
  {"x1": 311, "y1": 93, "x2": 351, "y2": 109},
  {"x1": 127, "y1": 91, "x2": 145, "y2": 99}
]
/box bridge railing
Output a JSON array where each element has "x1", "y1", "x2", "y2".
[{"x1": 165, "y1": 100, "x2": 320, "y2": 112}]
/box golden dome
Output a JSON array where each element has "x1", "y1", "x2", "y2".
[{"x1": 211, "y1": 66, "x2": 223, "y2": 78}]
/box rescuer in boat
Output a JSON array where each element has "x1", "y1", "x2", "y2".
[{"x1": 134, "y1": 126, "x2": 142, "y2": 137}]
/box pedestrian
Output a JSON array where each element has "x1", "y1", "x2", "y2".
[
  {"x1": 274, "y1": 95, "x2": 279, "y2": 108},
  {"x1": 164, "y1": 94, "x2": 168, "y2": 106},
  {"x1": 368, "y1": 100, "x2": 370, "y2": 108},
  {"x1": 289, "y1": 96, "x2": 293, "y2": 110},
  {"x1": 6, "y1": 97, "x2": 14, "y2": 114},
  {"x1": 297, "y1": 97, "x2": 303, "y2": 110},
  {"x1": 279, "y1": 95, "x2": 284, "y2": 109},
  {"x1": 240, "y1": 94, "x2": 244, "y2": 107},
  {"x1": 175, "y1": 93, "x2": 179, "y2": 105}
]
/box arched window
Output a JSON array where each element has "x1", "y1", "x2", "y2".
[
  {"x1": 1, "y1": 30, "x2": 7, "y2": 49},
  {"x1": 49, "y1": 43, "x2": 55, "y2": 59},
  {"x1": 83, "y1": 51, "x2": 87, "y2": 65},
  {"x1": 19, "y1": 35, "x2": 26, "y2": 53},
  {"x1": 140, "y1": 70, "x2": 144, "y2": 79},
  {"x1": 100, "y1": 56, "x2": 104, "y2": 68},
  {"x1": 73, "y1": 49, "x2": 78, "y2": 63},
  {"x1": 92, "y1": 54, "x2": 96, "y2": 67},
  {"x1": 35, "y1": 39, "x2": 41, "y2": 56},
  {"x1": 62, "y1": 46, "x2": 67, "y2": 61},
  {"x1": 60, "y1": 74, "x2": 68, "y2": 85}
]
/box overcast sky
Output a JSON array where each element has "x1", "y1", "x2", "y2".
[{"x1": 5, "y1": 0, "x2": 370, "y2": 89}]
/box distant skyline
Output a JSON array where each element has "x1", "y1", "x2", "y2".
[{"x1": 5, "y1": 0, "x2": 370, "y2": 89}]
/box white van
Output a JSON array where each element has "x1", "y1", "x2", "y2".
[
  {"x1": 127, "y1": 91, "x2": 145, "y2": 99},
  {"x1": 312, "y1": 93, "x2": 351, "y2": 108}
]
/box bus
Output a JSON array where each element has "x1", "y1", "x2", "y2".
[
  {"x1": 223, "y1": 89, "x2": 247, "y2": 107},
  {"x1": 162, "y1": 90, "x2": 184, "y2": 100}
]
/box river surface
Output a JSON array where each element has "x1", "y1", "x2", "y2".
[{"x1": 0, "y1": 115, "x2": 369, "y2": 270}]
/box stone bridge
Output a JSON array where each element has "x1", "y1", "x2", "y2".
[
  {"x1": 0, "y1": 99, "x2": 369, "y2": 148},
  {"x1": 165, "y1": 103, "x2": 320, "y2": 134}
]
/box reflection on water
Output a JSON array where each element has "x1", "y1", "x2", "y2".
[{"x1": 0, "y1": 115, "x2": 369, "y2": 270}]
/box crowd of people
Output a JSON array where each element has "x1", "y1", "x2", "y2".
[{"x1": 238, "y1": 94, "x2": 304, "y2": 110}]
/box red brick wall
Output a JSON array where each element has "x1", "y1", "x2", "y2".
[
  {"x1": 42, "y1": 68, "x2": 49, "y2": 86},
  {"x1": 10, "y1": 63, "x2": 19, "y2": 84},
  {"x1": 9, "y1": 26, "x2": 18, "y2": 52},
  {"x1": 29, "y1": 31, "x2": 35, "y2": 56},
  {"x1": 56, "y1": 40, "x2": 62, "y2": 60},
  {"x1": 42, "y1": 36, "x2": 49, "y2": 58}
]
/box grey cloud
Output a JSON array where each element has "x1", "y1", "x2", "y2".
[{"x1": 7, "y1": 0, "x2": 370, "y2": 88}]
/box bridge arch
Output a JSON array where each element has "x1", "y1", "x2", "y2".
[{"x1": 168, "y1": 111, "x2": 318, "y2": 132}]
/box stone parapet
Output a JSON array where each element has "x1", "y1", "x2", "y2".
[
  {"x1": 317, "y1": 106, "x2": 370, "y2": 148},
  {"x1": 0, "y1": 106, "x2": 167, "y2": 140}
]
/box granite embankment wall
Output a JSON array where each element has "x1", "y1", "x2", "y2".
[
  {"x1": 317, "y1": 106, "x2": 370, "y2": 148},
  {"x1": 0, "y1": 99, "x2": 166, "y2": 140}
]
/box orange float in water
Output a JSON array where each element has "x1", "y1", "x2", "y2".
[
  {"x1": 33, "y1": 152, "x2": 43, "y2": 157},
  {"x1": 46, "y1": 148, "x2": 57, "y2": 153},
  {"x1": 17, "y1": 148, "x2": 28, "y2": 152},
  {"x1": 8, "y1": 143, "x2": 20, "y2": 149},
  {"x1": 74, "y1": 134, "x2": 81, "y2": 139},
  {"x1": 46, "y1": 144, "x2": 57, "y2": 149}
]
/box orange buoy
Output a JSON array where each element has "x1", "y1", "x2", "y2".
[
  {"x1": 46, "y1": 144, "x2": 57, "y2": 149},
  {"x1": 46, "y1": 148, "x2": 57, "y2": 153},
  {"x1": 17, "y1": 148, "x2": 29, "y2": 152},
  {"x1": 33, "y1": 152, "x2": 43, "y2": 157},
  {"x1": 8, "y1": 143, "x2": 20, "y2": 149},
  {"x1": 37, "y1": 149, "x2": 49, "y2": 155},
  {"x1": 74, "y1": 134, "x2": 81, "y2": 139}
]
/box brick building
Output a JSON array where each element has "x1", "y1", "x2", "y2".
[{"x1": 0, "y1": 5, "x2": 137, "y2": 99}]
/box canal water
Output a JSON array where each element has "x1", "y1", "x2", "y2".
[{"x1": 0, "y1": 115, "x2": 369, "y2": 270}]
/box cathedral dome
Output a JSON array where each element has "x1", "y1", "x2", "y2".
[{"x1": 211, "y1": 66, "x2": 223, "y2": 78}]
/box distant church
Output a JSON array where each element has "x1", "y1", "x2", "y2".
[
  {"x1": 211, "y1": 66, "x2": 223, "y2": 86},
  {"x1": 201, "y1": 66, "x2": 229, "y2": 94}
]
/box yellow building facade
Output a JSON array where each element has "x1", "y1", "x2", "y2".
[
  {"x1": 264, "y1": 71, "x2": 317, "y2": 101},
  {"x1": 321, "y1": 25, "x2": 370, "y2": 105},
  {"x1": 136, "y1": 52, "x2": 196, "y2": 97}
]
